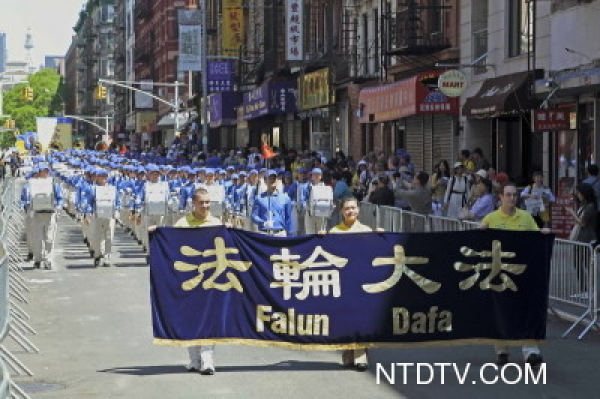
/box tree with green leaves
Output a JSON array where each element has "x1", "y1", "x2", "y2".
[{"x1": 1, "y1": 69, "x2": 63, "y2": 133}]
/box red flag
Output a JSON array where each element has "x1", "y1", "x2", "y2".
[{"x1": 261, "y1": 143, "x2": 275, "y2": 159}]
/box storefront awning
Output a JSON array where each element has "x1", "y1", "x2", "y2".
[
  {"x1": 462, "y1": 71, "x2": 542, "y2": 119},
  {"x1": 157, "y1": 113, "x2": 192, "y2": 128},
  {"x1": 358, "y1": 70, "x2": 459, "y2": 124}
]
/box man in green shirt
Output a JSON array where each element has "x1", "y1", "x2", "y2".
[{"x1": 480, "y1": 182, "x2": 548, "y2": 369}]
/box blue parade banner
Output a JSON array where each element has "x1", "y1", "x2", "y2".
[{"x1": 150, "y1": 228, "x2": 554, "y2": 349}]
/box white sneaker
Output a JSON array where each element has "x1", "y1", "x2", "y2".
[{"x1": 186, "y1": 361, "x2": 200, "y2": 372}]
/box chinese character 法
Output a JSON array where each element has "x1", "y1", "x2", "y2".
[
  {"x1": 454, "y1": 240, "x2": 527, "y2": 292},
  {"x1": 174, "y1": 237, "x2": 252, "y2": 292}
]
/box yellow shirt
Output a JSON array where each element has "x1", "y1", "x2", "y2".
[
  {"x1": 174, "y1": 214, "x2": 222, "y2": 228},
  {"x1": 329, "y1": 220, "x2": 373, "y2": 233},
  {"x1": 481, "y1": 208, "x2": 540, "y2": 231}
]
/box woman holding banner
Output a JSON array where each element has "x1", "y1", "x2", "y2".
[{"x1": 320, "y1": 196, "x2": 383, "y2": 371}]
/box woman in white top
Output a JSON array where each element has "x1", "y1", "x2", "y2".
[{"x1": 444, "y1": 162, "x2": 469, "y2": 219}]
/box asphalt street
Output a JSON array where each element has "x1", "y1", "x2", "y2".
[{"x1": 6, "y1": 214, "x2": 600, "y2": 399}]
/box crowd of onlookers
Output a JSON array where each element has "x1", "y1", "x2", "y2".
[
  {"x1": 120, "y1": 140, "x2": 558, "y2": 227},
  {"x1": 11, "y1": 136, "x2": 600, "y2": 245}
]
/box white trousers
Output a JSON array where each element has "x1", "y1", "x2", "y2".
[
  {"x1": 90, "y1": 216, "x2": 115, "y2": 258},
  {"x1": 304, "y1": 213, "x2": 326, "y2": 234},
  {"x1": 31, "y1": 212, "x2": 57, "y2": 262},
  {"x1": 188, "y1": 345, "x2": 215, "y2": 369},
  {"x1": 25, "y1": 211, "x2": 33, "y2": 254},
  {"x1": 142, "y1": 214, "x2": 164, "y2": 249}
]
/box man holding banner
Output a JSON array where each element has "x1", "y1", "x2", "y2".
[
  {"x1": 324, "y1": 196, "x2": 384, "y2": 372},
  {"x1": 173, "y1": 188, "x2": 222, "y2": 375},
  {"x1": 481, "y1": 182, "x2": 548, "y2": 369},
  {"x1": 151, "y1": 188, "x2": 222, "y2": 375}
]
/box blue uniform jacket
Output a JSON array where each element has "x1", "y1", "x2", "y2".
[{"x1": 251, "y1": 190, "x2": 294, "y2": 236}]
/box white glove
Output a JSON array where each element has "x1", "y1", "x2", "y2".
[{"x1": 264, "y1": 220, "x2": 274, "y2": 229}]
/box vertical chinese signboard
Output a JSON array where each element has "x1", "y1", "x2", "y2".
[
  {"x1": 178, "y1": 9, "x2": 202, "y2": 72},
  {"x1": 222, "y1": 0, "x2": 244, "y2": 56},
  {"x1": 286, "y1": 0, "x2": 303, "y2": 61}
]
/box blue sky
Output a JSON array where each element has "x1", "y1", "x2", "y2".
[{"x1": 1, "y1": 0, "x2": 84, "y2": 65}]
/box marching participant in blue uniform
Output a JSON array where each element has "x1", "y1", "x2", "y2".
[
  {"x1": 22, "y1": 163, "x2": 64, "y2": 269},
  {"x1": 87, "y1": 168, "x2": 121, "y2": 267},
  {"x1": 138, "y1": 164, "x2": 169, "y2": 252},
  {"x1": 20, "y1": 166, "x2": 39, "y2": 261},
  {"x1": 302, "y1": 168, "x2": 326, "y2": 234},
  {"x1": 251, "y1": 170, "x2": 294, "y2": 236},
  {"x1": 245, "y1": 169, "x2": 260, "y2": 232}
]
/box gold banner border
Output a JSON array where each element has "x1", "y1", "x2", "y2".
[{"x1": 154, "y1": 337, "x2": 543, "y2": 351}]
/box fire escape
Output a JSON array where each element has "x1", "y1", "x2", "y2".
[
  {"x1": 302, "y1": 0, "x2": 380, "y2": 84},
  {"x1": 240, "y1": 0, "x2": 285, "y2": 88},
  {"x1": 384, "y1": 0, "x2": 451, "y2": 69},
  {"x1": 133, "y1": 0, "x2": 155, "y2": 81}
]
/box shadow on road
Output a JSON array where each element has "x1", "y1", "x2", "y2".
[{"x1": 99, "y1": 361, "x2": 344, "y2": 376}]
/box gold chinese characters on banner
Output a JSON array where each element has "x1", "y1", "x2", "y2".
[
  {"x1": 298, "y1": 68, "x2": 331, "y2": 110},
  {"x1": 222, "y1": 0, "x2": 244, "y2": 55}
]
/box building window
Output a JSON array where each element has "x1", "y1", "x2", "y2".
[
  {"x1": 508, "y1": 0, "x2": 533, "y2": 57},
  {"x1": 472, "y1": 0, "x2": 488, "y2": 74}
]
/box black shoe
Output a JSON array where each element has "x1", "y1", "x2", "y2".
[
  {"x1": 83, "y1": 238, "x2": 88, "y2": 245},
  {"x1": 355, "y1": 363, "x2": 368, "y2": 372},
  {"x1": 526, "y1": 354, "x2": 544, "y2": 368},
  {"x1": 496, "y1": 354, "x2": 509, "y2": 366},
  {"x1": 26, "y1": 253, "x2": 33, "y2": 261},
  {"x1": 200, "y1": 367, "x2": 215, "y2": 375},
  {"x1": 94, "y1": 257, "x2": 100, "y2": 267},
  {"x1": 33, "y1": 261, "x2": 41, "y2": 269}
]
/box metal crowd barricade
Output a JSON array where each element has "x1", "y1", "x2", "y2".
[
  {"x1": 0, "y1": 177, "x2": 35, "y2": 399},
  {"x1": 549, "y1": 239, "x2": 598, "y2": 339},
  {"x1": 377, "y1": 206, "x2": 400, "y2": 232},
  {"x1": 359, "y1": 202, "x2": 379, "y2": 230},
  {"x1": 461, "y1": 220, "x2": 482, "y2": 231},
  {"x1": 0, "y1": 245, "x2": 32, "y2": 398},
  {"x1": 428, "y1": 214, "x2": 463, "y2": 232}
]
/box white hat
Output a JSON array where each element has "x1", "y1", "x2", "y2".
[
  {"x1": 476, "y1": 169, "x2": 488, "y2": 179},
  {"x1": 453, "y1": 162, "x2": 464, "y2": 169}
]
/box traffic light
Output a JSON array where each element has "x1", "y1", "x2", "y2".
[
  {"x1": 95, "y1": 85, "x2": 107, "y2": 100},
  {"x1": 23, "y1": 86, "x2": 33, "y2": 102},
  {"x1": 9, "y1": 120, "x2": 16, "y2": 129}
]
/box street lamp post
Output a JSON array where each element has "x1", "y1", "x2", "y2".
[{"x1": 98, "y1": 79, "x2": 186, "y2": 135}]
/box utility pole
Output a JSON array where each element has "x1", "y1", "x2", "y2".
[{"x1": 201, "y1": 2, "x2": 209, "y2": 153}]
